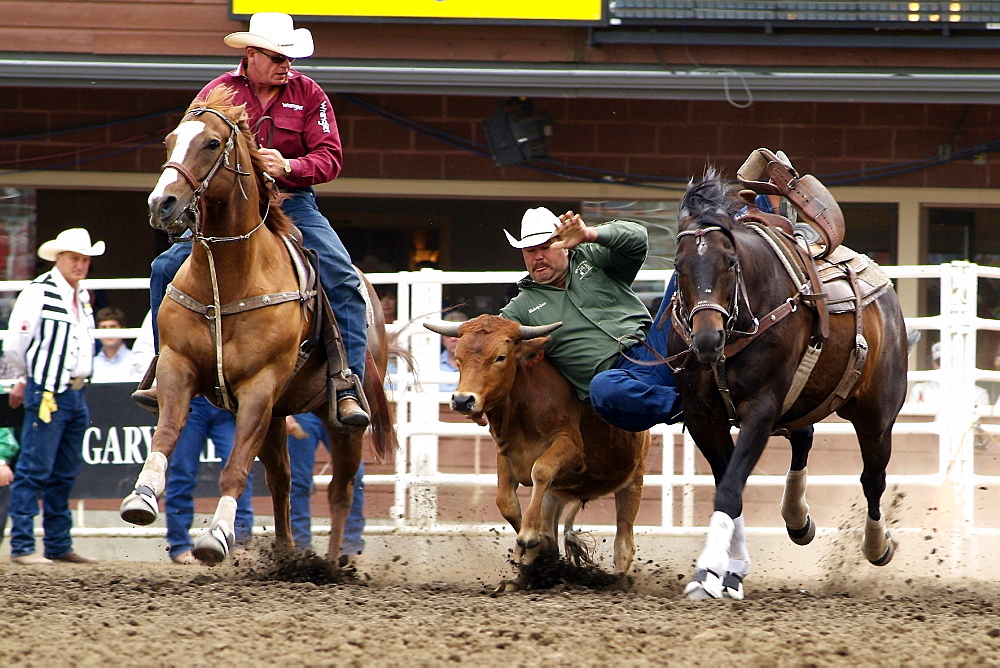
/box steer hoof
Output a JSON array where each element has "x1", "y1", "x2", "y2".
[{"x1": 120, "y1": 486, "x2": 158, "y2": 526}]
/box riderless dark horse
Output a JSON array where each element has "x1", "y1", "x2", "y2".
[{"x1": 668, "y1": 161, "x2": 908, "y2": 599}]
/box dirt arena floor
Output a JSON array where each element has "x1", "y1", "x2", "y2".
[{"x1": 2, "y1": 536, "x2": 999, "y2": 667}]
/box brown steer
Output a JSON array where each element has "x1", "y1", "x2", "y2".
[{"x1": 424, "y1": 314, "x2": 650, "y2": 587}]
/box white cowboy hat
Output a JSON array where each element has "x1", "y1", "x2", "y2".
[
  {"x1": 224, "y1": 12, "x2": 314, "y2": 59},
  {"x1": 504, "y1": 207, "x2": 560, "y2": 249},
  {"x1": 37, "y1": 228, "x2": 106, "y2": 261}
]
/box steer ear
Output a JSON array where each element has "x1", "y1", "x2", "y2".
[
  {"x1": 423, "y1": 320, "x2": 463, "y2": 337},
  {"x1": 517, "y1": 336, "x2": 549, "y2": 366}
]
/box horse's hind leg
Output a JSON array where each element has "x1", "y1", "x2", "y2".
[
  {"x1": 780, "y1": 425, "x2": 817, "y2": 545},
  {"x1": 856, "y1": 422, "x2": 895, "y2": 566},
  {"x1": 255, "y1": 416, "x2": 295, "y2": 554}
]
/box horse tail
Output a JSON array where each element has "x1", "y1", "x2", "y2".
[{"x1": 364, "y1": 359, "x2": 398, "y2": 461}]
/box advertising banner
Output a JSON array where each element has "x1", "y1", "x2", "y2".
[{"x1": 0, "y1": 384, "x2": 268, "y2": 499}]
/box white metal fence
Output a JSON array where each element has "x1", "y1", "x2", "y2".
[{"x1": 2, "y1": 262, "x2": 999, "y2": 543}]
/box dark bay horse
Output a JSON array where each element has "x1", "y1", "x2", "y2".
[
  {"x1": 668, "y1": 169, "x2": 908, "y2": 599},
  {"x1": 119, "y1": 86, "x2": 396, "y2": 564}
]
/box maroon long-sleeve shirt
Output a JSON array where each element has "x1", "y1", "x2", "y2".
[{"x1": 198, "y1": 61, "x2": 343, "y2": 188}]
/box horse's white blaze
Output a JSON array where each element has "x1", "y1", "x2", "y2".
[
  {"x1": 695, "y1": 510, "x2": 735, "y2": 576},
  {"x1": 148, "y1": 120, "x2": 207, "y2": 204},
  {"x1": 780, "y1": 467, "x2": 810, "y2": 529}
]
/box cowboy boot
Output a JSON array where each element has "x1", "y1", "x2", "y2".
[
  {"x1": 131, "y1": 355, "x2": 159, "y2": 414},
  {"x1": 336, "y1": 390, "x2": 369, "y2": 428}
]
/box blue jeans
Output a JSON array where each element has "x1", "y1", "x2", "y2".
[
  {"x1": 9, "y1": 380, "x2": 88, "y2": 558},
  {"x1": 287, "y1": 412, "x2": 365, "y2": 555},
  {"x1": 0, "y1": 484, "x2": 8, "y2": 547},
  {"x1": 165, "y1": 395, "x2": 254, "y2": 558},
  {"x1": 149, "y1": 188, "x2": 367, "y2": 382},
  {"x1": 590, "y1": 275, "x2": 683, "y2": 432}
]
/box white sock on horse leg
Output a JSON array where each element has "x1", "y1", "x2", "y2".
[
  {"x1": 780, "y1": 468, "x2": 810, "y2": 529},
  {"x1": 696, "y1": 511, "x2": 735, "y2": 576},
  {"x1": 136, "y1": 451, "x2": 168, "y2": 497},
  {"x1": 727, "y1": 514, "x2": 752, "y2": 577},
  {"x1": 211, "y1": 495, "x2": 238, "y2": 538},
  {"x1": 862, "y1": 512, "x2": 889, "y2": 562}
]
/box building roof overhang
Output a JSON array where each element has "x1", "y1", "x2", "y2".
[{"x1": 3, "y1": 52, "x2": 1000, "y2": 104}]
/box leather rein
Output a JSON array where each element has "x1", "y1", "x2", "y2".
[{"x1": 159, "y1": 106, "x2": 307, "y2": 412}]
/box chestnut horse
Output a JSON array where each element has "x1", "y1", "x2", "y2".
[
  {"x1": 668, "y1": 169, "x2": 908, "y2": 599},
  {"x1": 119, "y1": 87, "x2": 396, "y2": 564}
]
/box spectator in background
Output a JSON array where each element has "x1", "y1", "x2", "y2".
[
  {"x1": 3, "y1": 227, "x2": 104, "y2": 565},
  {"x1": 0, "y1": 427, "x2": 18, "y2": 548},
  {"x1": 285, "y1": 412, "x2": 365, "y2": 562},
  {"x1": 92, "y1": 306, "x2": 140, "y2": 383},
  {"x1": 908, "y1": 341, "x2": 990, "y2": 407},
  {"x1": 438, "y1": 310, "x2": 468, "y2": 393},
  {"x1": 379, "y1": 289, "x2": 398, "y2": 325},
  {"x1": 130, "y1": 311, "x2": 155, "y2": 382}
]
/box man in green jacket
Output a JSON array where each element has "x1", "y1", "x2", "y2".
[
  {"x1": 499, "y1": 207, "x2": 682, "y2": 429},
  {"x1": 500, "y1": 207, "x2": 651, "y2": 402}
]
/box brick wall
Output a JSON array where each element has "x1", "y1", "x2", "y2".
[{"x1": 5, "y1": 86, "x2": 1000, "y2": 190}]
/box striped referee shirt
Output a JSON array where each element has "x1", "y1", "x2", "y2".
[{"x1": 2, "y1": 266, "x2": 95, "y2": 393}]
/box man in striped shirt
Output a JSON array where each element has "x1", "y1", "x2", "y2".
[{"x1": 3, "y1": 228, "x2": 104, "y2": 565}]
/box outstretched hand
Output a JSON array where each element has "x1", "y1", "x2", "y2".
[{"x1": 550, "y1": 211, "x2": 598, "y2": 250}]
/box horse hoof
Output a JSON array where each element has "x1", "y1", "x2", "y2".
[
  {"x1": 683, "y1": 569, "x2": 723, "y2": 600},
  {"x1": 869, "y1": 538, "x2": 895, "y2": 566},
  {"x1": 120, "y1": 486, "x2": 158, "y2": 526},
  {"x1": 786, "y1": 516, "x2": 816, "y2": 546},
  {"x1": 721, "y1": 572, "x2": 745, "y2": 600},
  {"x1": 191, "y1": 526, "x2": 234, "y2": 566}
]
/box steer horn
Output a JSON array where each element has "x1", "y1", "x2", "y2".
[
  {"x1": 423, "y1": 321, "x2": 463, "y2": 337},
  {"x1": 518, "y1": 322, "x2": 563, "y2": 340}
]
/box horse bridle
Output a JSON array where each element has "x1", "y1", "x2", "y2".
[
  {"x1": 160, "y1": 106, "x2": 267, "y2": 245},
  {"x1": 673, "y1": 226, "x2": 758, "y2": 341}
]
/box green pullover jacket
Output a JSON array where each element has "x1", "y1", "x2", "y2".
[{"x1": 500, "y1": 220, "x2": 652, "y2": 401}]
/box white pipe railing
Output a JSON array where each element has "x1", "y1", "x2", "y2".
[{"x1": 3, "y1": 262, "x2": 999, "y2": 542}]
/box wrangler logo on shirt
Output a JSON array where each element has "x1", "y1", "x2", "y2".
[
  {"x1": 281, "y1": 102, "x2": 304, "y2": 111},
  {"x1": 528, "y1": 302, "x2": 547, "y2": 314},
  {"x1": 318, "y1": 100, "x2": 331, "y2": 133}
]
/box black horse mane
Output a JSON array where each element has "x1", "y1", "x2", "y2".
[
  {"x1": 189, "y1": 86, "x2": 292, "y2": 236},
  {"x1": 678, "y1": 167, "x2": 744, "y2": 231}
]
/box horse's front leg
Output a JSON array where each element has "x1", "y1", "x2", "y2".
[
  {"x1": 192, "y1": 391, "x2": 273, "y2": 565},
  {"x1": 685, "y1": 413, "x2": 771, "y2": 600},
  {"x1": 255, "y1": 416, "x2": 294, "y2": 554},
  {"x1": 324, "y1": 427, "x2": 363, "y2": 562},
  {"x1": 120, "y1": 353, "x2": 195, "y2": 526}
]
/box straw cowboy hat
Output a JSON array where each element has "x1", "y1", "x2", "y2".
[
  {"x1": 224, "y1": 12, "x2": 314, "y2": 59},
  {"x1": 504, "y1": 207, "x2": 560, "y2": 249},
  {"x1": 37, "y1": 228, "x2": 106, "y2": 261}
]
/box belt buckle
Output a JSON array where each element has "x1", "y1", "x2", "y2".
[{"x1": 69, "y1": 377, "x2": 88, "y2": 390}]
